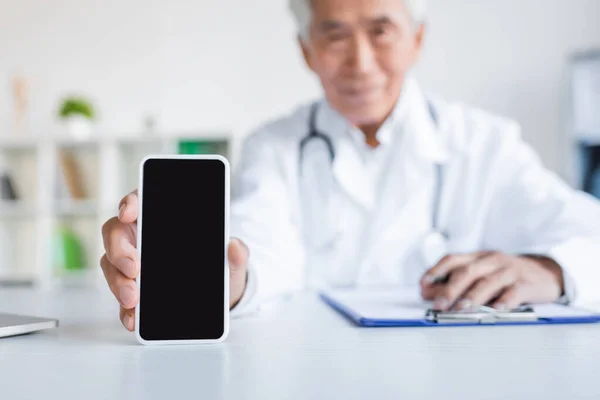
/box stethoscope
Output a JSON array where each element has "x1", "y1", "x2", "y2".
[{"x1": 298, "y1": 100, "x2": 449, "y2": 269}]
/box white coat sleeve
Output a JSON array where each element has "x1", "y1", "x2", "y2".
[
  {"x1": 483, "y1": 124, "x2": 600, "y2": 306},
  {"x1": 228, "y1": 131, "x2": 306, "y2": 316}
]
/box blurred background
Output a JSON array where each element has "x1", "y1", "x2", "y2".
[{"x1": 0, "y1": 0, "x2": 599, "y2": 289}]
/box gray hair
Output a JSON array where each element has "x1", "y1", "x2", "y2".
[{"x1": 289, "y1": 0, "x2": 427, "y2": 41}]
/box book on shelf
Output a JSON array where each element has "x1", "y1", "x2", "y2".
[
  {"x1": 56, "y1": 150, "x2": 88, "y2": 201},
  {"x1": 177, "y1": 139, "x2": 228, "y2": 157},
  {"x1": 0, "y1": 173, "x2": 18, "y2": 201},
  {"x1": 0, "y1": 157, "x2": 19, "y2": 201}
]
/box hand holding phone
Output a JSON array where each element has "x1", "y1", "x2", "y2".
[{"x1": 99, "y1": 156, "x2": 249, "y2": 343}]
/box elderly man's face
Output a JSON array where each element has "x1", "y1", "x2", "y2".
[{"x1": 302, "y1": 0, "x2": 424, "y2": 127}]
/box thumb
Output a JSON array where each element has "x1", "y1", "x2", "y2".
[
  {"x1": 118, "y1": 190, "x2": 139, "y2": 224},
  {"x1": 228, "y1": 237, "x2": 249, "y2": 308}
]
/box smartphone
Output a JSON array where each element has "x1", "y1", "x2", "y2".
[{"x1": 135, "y1": 155, "x2": 229, "y2": 345}]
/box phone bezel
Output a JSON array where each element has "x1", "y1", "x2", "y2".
[{"x1": 135, "y1": 154, "x2": 230, "y2": 345}]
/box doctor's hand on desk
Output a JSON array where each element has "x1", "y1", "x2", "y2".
[
  {"x1": 420, "y1": 252, "x2": 565, "y2": 311},
  {"x1": 100, "y1": 190, "x2": 250, "y2": 331}
]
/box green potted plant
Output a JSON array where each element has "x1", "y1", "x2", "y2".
[{"x1": 58, "y1": 96, "x2": 96, "y2": 139}]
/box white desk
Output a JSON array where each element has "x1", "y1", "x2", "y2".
[{"x1": 1, "y1": 287, "x2": 600, "y2": 400}]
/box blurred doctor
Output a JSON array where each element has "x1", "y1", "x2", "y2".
[{"x1": 101, "y1": 0, "x2": 600, "y2": 331}]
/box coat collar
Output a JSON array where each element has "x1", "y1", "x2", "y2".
[
  {"x1": 397, "y1": 77, "x2": 450, "y2": 164},
  {"x1": 313, "y1": 77, "x2": 451, "y2": 210}
]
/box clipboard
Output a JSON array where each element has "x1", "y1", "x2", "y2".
[{"x1": 320, "y1": 288, "x2": 600, "y2": 327}]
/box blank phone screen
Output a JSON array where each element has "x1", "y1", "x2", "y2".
[{"x1": 139, "y1": 158, "x2": 226, "y2": 341}]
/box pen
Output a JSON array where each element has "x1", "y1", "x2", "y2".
[{"x1": 432, "y1": 274, "x2": 449, "y2": 285}]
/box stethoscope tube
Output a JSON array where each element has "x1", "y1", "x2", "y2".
[
  {"x1": 298, "y1": 103, "x2": 336, "y2": 167},
  {"x1": 299, "y1": 100, "x2": 446, "y2": 267}
]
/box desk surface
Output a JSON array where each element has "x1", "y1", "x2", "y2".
[{"x1": 1, "y1": 288, "x2": 600, "y2": 400}]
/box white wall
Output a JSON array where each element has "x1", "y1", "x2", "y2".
[
  {"x1": 415, "y1": 0, "x2": 600, "y2": 181},
  {"x1": 1, "y1": 0, "x2": 599, "y2": 176}
]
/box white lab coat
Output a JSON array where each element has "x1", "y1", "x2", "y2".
[{"x1": 230, "y1": 78, "x2": 600, "y2": 314}]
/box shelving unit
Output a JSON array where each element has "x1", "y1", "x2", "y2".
[
  {"x1": 0, "y1": 132, "x2": 232, "y2": 289},
  {"x1": 567, "y1": 49, "x2": 600, "y2": 197}
]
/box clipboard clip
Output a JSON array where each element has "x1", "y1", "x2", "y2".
[{"x1": 425, "y1": 305, "x2": 538, "y2": 324}]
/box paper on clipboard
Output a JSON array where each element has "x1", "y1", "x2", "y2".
[
  {"x1": 324, "y1": 288, "x2": 431, "y2": 320},
  {"x1": 322, "y1": 287, "x2": 598, "y2": 321}
]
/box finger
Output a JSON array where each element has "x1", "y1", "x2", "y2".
[
  {"x1": 228, "y1": 238, "x2": 249, "y2": 308},
  {"x1": 421, "y1": 283, "x2": 444, "y2": 301},
  {"x1": 433, "y1": 253, "x2": 507, "y2": 310},
  {"x1": 100, "y1": 255, "x2": 139, "y2": 310},
  {"x1": 492, "y1": 284, "x2": 525, "y2": 311},
  {"x1": 102, "y1": 218, "x2": 138, "y2": 278},
  {"x1": 120, "y1": 306, "x2": 135, "y2": 332},
  {"x1": 118, "y1": 190, "x2": 139, "y2": 224},
  {"x1": 458, "y1": 267, "x2": 518, "y2": 309},
  {"x1": 421, "y1": 252, "x2": 489, "y2": 286}
]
